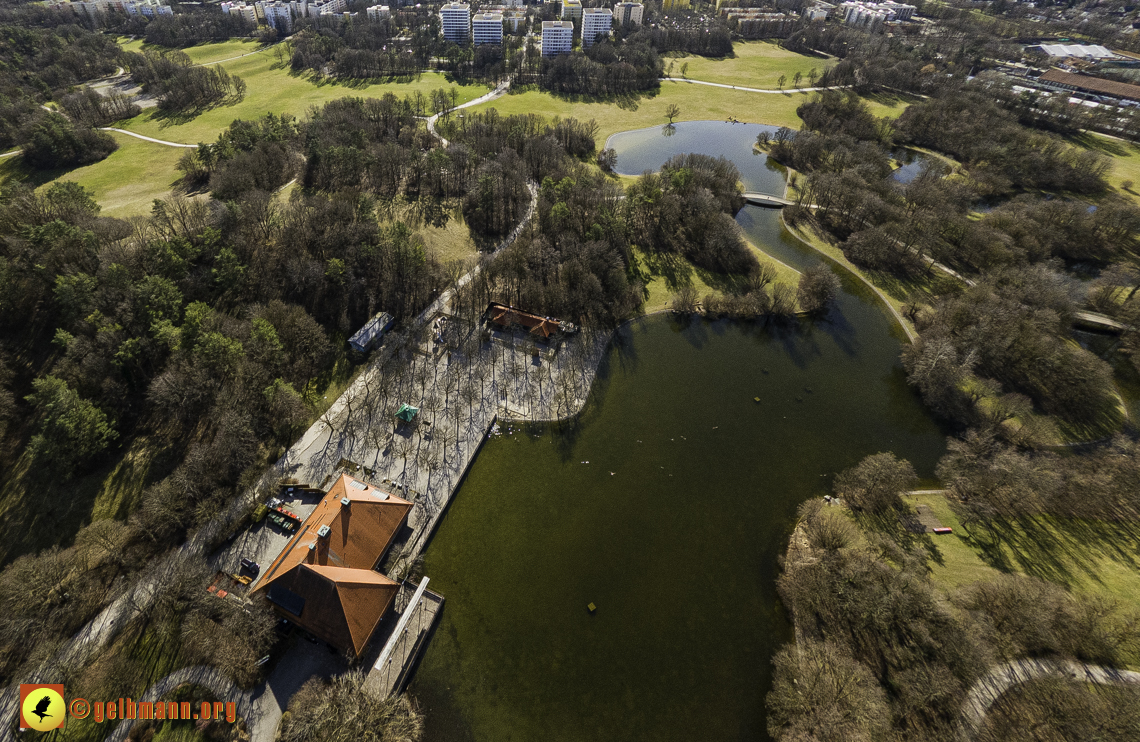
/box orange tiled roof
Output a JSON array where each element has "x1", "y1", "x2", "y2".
[
  {"x1": 487, "y1": 302, "x2": 561, "y2": 338},
  {"x1": 254, "y1": 474, "x2": 412, "y2": 655}
]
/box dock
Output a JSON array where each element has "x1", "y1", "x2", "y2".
[{"x1": 366, "y1": 577, "x2": 445, "y2": 697}]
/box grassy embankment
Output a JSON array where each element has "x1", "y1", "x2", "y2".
[{"x1": 663, "y1": 40, "x2": 832, "y2": 89}]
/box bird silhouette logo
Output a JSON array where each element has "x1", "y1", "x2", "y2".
[
  {"x1": 19, "y1": 684, "x2": 66, "y2": 731},
  {"x1": 32, "y1": 695, "x2": 52, "y2": 722}
]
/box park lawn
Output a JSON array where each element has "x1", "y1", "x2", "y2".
[
  {"x1": 116, "y1": 47, "x2": 491, "y2": 144},
  {"x1": 0, "y1": 133, "x2": 185, "y2": 217},
  {"x1": 481, "y1": 83, "x2": 917, "y2": 146},
  {"x1": 910, "y1": 493, "x2": 1140, "y2": 623},
  {"x1": 630, "y1": 240, "x2": 800, "y2": 314},
  {"x1": 484, "y1": 82, "x2": 815, "y2": 144},
  {"x1": 782, "y1": 218, "x2": 925, "y2": 340},
  {"x1": 118, "y1": 36, "x2": 265, "y2": 65},
  {"x1": 665, "y1": 40, "x2": 832, "y2": 90},
  {"x1": 419, "y1": 217, "x2": 479, "y2": 266},
  {"x1": 1074, "y1": 132, "x2": 1140, "y2": 201}
]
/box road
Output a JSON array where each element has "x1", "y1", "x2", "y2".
[{"x1": 959, "y1": 658, "x2": 1140, "y2": 740}]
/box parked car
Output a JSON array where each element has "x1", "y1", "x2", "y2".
[{"x1": 240, "y1": 558, "x2": 261, "y2": 575}]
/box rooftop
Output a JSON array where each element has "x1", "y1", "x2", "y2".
[
  {"x1": 1038, "y1": 68, "x2": 1140, "y2": 101},
  {"x1": 486, "y1": 302, "x2": 563, "y2": 338}
]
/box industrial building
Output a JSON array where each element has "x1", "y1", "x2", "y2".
[{"x1": 1035, "y1": 68, "x2": 1140, "y2": 103}]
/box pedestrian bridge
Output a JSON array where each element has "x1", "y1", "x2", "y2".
[{"x1": 742, "y1": 192, "x2": 796, "y2": 208}]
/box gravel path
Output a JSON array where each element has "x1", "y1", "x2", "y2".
[{"x1": 959, "y1": 658, "x2": 1140, "y2": 741}]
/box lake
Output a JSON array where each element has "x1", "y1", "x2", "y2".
[{"x1": 408, "y1": 121, "x2": 949, "y2": 742}]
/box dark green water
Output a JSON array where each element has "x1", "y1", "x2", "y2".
[{"x1": 409, "y1": 122, "x2": 949, "y2": 742}]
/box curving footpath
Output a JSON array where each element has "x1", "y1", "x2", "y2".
[
  {"x1": 104, "y1": 666, "x2": 253, "y2": 742},
  {"x1": 959, "y1": 658, "x2": 1140, "y2": 741},
  {"x1": 99, "y1": 127, "x2": 198, "y2": 148},
  {"x1": 424, "y1": 80, "x2": 510, "y2": 147},
  {"x1": 661, "y1": 78, "x2": 847, "y2": 95}
]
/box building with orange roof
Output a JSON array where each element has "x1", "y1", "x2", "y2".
[
  {"x1": 485, "y1": 302, "x2": 571, "y2": 340},
  {"x1": 252, "y1": 474, "x2": 413, "y2": 656}
]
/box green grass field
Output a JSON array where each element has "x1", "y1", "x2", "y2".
[
  {"x1": 0, "y1": 132, "x2": 186, "y2": 218},
  {"x1": 909, "y1": 493, "x2": 1140, "y2": 618},
  {"x1": 1070, "y1": 132, "x2": 1140, "y2": 202},
  {"x1": 116, "y1": 45, "x2": 491, "y2": 145},
  {"x1": 665, "y1": 40, "x2": 833, "y2": 90},
  {"x1": 631, "y1": 240, "x2": 801, "y2": 314},
  {"x1": 119, "y1": 36, "x2": 266, "y2": 66},
  {"x1": 482, "y1": 83, "x2": 918, "y2": 145}
]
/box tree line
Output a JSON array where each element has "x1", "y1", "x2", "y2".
[{"x1": 127, "y1": 48, "x2": 247, "y2": 114}]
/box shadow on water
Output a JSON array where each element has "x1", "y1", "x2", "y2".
[{"x1": 410, "y1": 122, "x2": 950, "y2": 742}]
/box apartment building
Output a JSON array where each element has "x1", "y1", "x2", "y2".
[
  {"x1": 472, "y1": 12, "x2": 504, "y2": 44},
  {"x1": 259, "y1": 0, "x2": 294, "y2": 32},
  {"x1": 613, "y1": 1, "x2": 643, "y2": 26},
  {"x1": 661, "y1": 0, "x2": 689, "y2": 10},
  {"x1": 541, "y1": 20, "x2": 574, "y2": 56},
  {"x1": 221, "y1": 0, "x2": 258, "y2": 24},
  {"x1": 308, "y1": 0, "x2": 348, "y2": 17},
  {"x1": 366, "y1": 3, "x2": 391, "y2": 20},
  {"x1": 440, "y1": 2, "x2": 471, "y2": 43},
  {"x1": 561, "y1": 0, "x2": 582, "y2": 21},
  {"x1": 581, "y1": 7, "x2": 612, "y2": 47},
  {"x1": 505, "y1": 9, "x2": 525, "y2": 31}
]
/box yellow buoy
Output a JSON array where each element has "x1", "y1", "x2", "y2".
[{"x1": 587, "y1": 602, "x2": 597, "y2": 613}]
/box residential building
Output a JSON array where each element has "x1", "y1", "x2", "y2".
[
  {"x1": 613, "y1": 1, "x2": 643, "y2": 26},
  {"x1": 838, "y1": 0, "x2": 914, "y2": 25},
  {"x1": 440, "y1": 2, "x2": 471, "y2": 43},
  {"x1": 505, "y1": 9, "x2": 525, "y2": 31},
  {"x1": 253, "y1": 474, "x2": 413, "y2": 656},
  {"x1": 581, "y1": 7, "x2": 612, "y2": 47},
  {"x1": 724, "y1": 9, "x2": 796, "y2": 36},
  {"x1": 307, "y1": 0, "x2": 347, "y2": 17},
  {"x1": 541, "y1": 20, "x2": 574, "y2": 56},
  {"x1": 124, "y1": 0, "x2": 173, "y2": 17},
  {"x1": 561, "y1": 0, "x2": 582, "y2": 21},
  {"x1": 661, "y1": 0, "x2": 689, "y2": 10},
  {"x1": 221, "y1": 0, "x2": 259, "y2": 24},
  {"x1": 472, "y1": 11, "x2": 504, "y2": 45},
  {"x1": 366, "y1": 3, "x2": 391, "y2": 20},
  {"x1": 258, "y1": 0, "x2": 295, "y2": 32},
  {"x1": 485, "y1": 302, "x2": 575, "y2": 339}
]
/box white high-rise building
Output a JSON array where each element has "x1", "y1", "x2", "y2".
[
  {"x1": 613, "y1": 1, "x2": 643, "y2": 25},
  {"x1": 472, "y1": 12, "x2": 504, "y2": 45},
  {"x1": 366, "y1": 3, "x2": 390, "y2": 20},
  {"x1": 221, "y1": 1, "x2": 258, "y2": 24},
  {"x1": 541, "y1": 20, "x2": 573, "y2": 56},
  {"x1": 306, "y1": 0, "x2": 347, "y2": 17},
  {"x1": 561, "y1": 0, "x2": 582, "y2": 20},
  {"x1": 258, "y1": 0, "x2": 294, "y2": 32},
  {"x1": 505, "y1": 9, "x2": 525, "y2": 30},
  {"x1": 581, "y1": 7, "x2": 611, "y2": 47},
  {"x1": 440, "y1": 2, "x2": 471, "y2": 43}
]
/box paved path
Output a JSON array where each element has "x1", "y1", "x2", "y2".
[
  {"x1": 100, "y1": 127, "x2": 198, "y2": 148},
  {"x1": 105, "y1": 666, "x2": 251, "y2": 742},
  {"x1": 959, "y1": 658, "x2": 1140, "y2": 741},
  {"x1": 661, "y1": 78, "x2": 844, "y2": 95},
  {"x1": 425, "y1": 80, "x2": 510, "y2": 147}
]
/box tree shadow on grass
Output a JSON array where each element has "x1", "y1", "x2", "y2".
[
  {"x1": 0, "y1": 154, "x2": 83, "y2": 190},
  {"x1": 1065, "y1": 131, "x2": 1137, "y2": 158},
  {"x1": 950, "y1": 505, "x2": 1140, "y2": 593}
]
